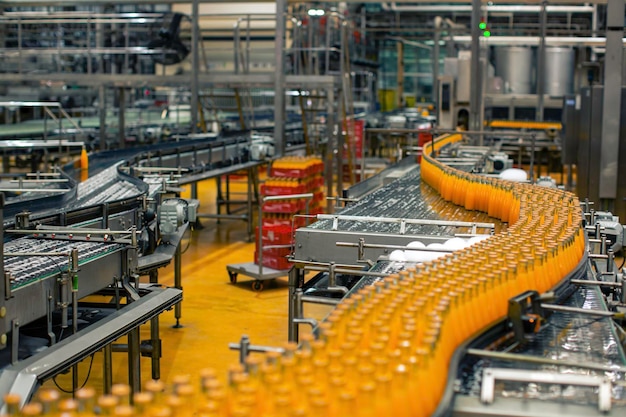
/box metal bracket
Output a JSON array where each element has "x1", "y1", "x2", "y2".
[
  {"x1": 481, "y1": 367, "x2": 612, "y2": 412},
  {"x1": 228, "y1": 335, "x2": 284, "y2": 367},
  {"x1": 507, "y1": 291, "x2": 543, "y2": 344}
]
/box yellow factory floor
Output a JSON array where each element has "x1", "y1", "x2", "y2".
[{"x1": 45, "y1": 175, "x2": 332, "y2": 397}]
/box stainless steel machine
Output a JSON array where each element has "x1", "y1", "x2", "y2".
[{"x1": 0, "y1": 132, "x2": 268, "y2": 406}]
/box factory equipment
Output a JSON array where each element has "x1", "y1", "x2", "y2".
[
  {"x1": 494, "y1": 46, "x2": 534, "y2": 94},
  {"x1": 157, "y1": 198, "x2": 198, "y2": 236},
  {"x1": 574, "y1": 86, "x2": 626, "y2": 221},
  {"x1": 486, "y1": 152, "x2": 513, "y2": 174},
  {"x1": 0, "y1": 128, "x2": 272, "y2": 402},
  {"x1": 214, "y1": 131, "x2": 626, "y2": 417},
  {"x1": 146, "y1": 13, "x2": 192, "y2": 66}
]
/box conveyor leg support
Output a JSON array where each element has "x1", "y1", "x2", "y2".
[
  {"x1": 128, "y1": 328, "x2": 141, "y2": 395},
  {"x1": 150, "y1": 316, "x2": 161, "y2": 380},
  {"x1": 173, "y1": 243, "x2": 183, "y2": 328},
  {"x1": 103, "y1": 344, "x2": 113, "y2": 394}
]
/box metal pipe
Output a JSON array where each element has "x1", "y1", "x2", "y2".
[
  {"x1": 190, "y1": 0, "x2": 199, "y2": 134},
  {"x1": 450, "y1": 36, "x2": 625, "y2": 47},
  {"x1": 0, "y1": 189, "x2": 68, "y2": 193},
  {"x1": 273, "y1": 0, "x2": 286, "y2": 156},
  {"x1": 294, "y1": 318, "x2": 318, "y2": 330},
  {"x1": 383, "y1": 3, "x2": 595, "y2": 13},
  {"x1": 469, "y1": 0, "x2": 482, "y2": 136},
  {"x1": 317, "y1": 213, "x2": 494, "y2": 229},
  {"x1": 536, "y1": 1, "x2": 547, "y2": 121},
  {"x1": 336, "y1": 241, "x2": 456, "y2": 253},
  {"x1": 301, "y1": 295, "x2": 340, "y2": 306},
  {"x1": 467, "y1": 348, "x2": 626, "y2": 373},
  {"x1": 570, "y1": 279, "x2": 622, "y2": 288},
  {"x1": 541, "y1": 303, "x2": 616, "y2": 317},
  {"x1": 432, "y1": 16, "x2": 441, "y2": 104},
  {"x1": 607, "y1": 249, "x2": 614, "y2": 273},
  {"x1": 4, "y1": 251, "x2": 70, "y2": 257}
]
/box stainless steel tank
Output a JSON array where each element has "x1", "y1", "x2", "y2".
[
  {"x1": 544, "y1": 46, "x2": 575, "y2": 96},
  {"x1": 494, "y1": 46, "x2": 534, "y2": 94}
]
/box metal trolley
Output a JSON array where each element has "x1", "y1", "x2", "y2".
[{"x1": 226, "y1": 193, "x2": 313, "y2": 291}]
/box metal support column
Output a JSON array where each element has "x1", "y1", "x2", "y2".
[
  {"x1": 150, "y1": 316, "x2": 161, "y2": 380},
  {"x1": 99, "y1": 85, "x2": 106, "y2": 149},
  {"x1": 287, "y1": 267, "x2": 298, "y2": 342},
  {"x1": 103, "y1": 344, "x2": 113, "y2": 394},
  {"x1": 536, "y1": 1, "x2": 547, "y2": 121},
  {"x1": 190, "y1": 0, "x2": 199, "y2": 134},
  {"x1": 469, "y1": 0, "x2": 483, "y2": 140},
  {"x1": 335, "y1": 86, "x2": 343, "y2": 199},
  {"x1": 325, "y1": 86, "x2": 336, "y2": 212},
  {"x1": 246, "y1": 167, "x2": 253, "y2": 241},
  {"x1": 118, "y1": 88, "x2": 125, "y2": 149},
  {"x1": 127, "y1": 328, "x2": 141, "y2": 395},
  {"x1": 396, "y1": 41, "x2": 404, "y2": 109},
  {"x1": 599, "y1": 0, "x2": 625, "y2": 201},
  {"x1": 173, "y1": 243, "x2": 182, "y2": 328},
  {"x1": 273, "y1": 0, "x2": 286, "y2": 156},
  {"x1": 432, "y1": 17, "x2": 441, "y2": 105}
]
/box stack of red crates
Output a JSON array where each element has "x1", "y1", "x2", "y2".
[{"x1": 255, "y1": 156, "x2": 325, "y2": 270}]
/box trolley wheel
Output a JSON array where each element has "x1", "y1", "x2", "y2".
[
  {"x1": 251, "y1": 280, "x2": 264, "y2": 292},
  {"x1": 228, "y1": 271, "x2": 238, "y2": 284}
]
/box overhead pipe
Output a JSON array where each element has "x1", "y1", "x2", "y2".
[
  {"x1": 450, "y1": 36, "x2": 626, "y2": 47},
  {"x1": 381, "y1": 3, "x2": 595, "y2": 13}
]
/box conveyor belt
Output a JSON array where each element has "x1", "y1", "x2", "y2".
[
  {"x1": 309, "y1": 166, "x2": 503, "y2": 236},
  {"x1": 458, "y1": 270, "x2": 626, "y2": 404},
  {"x1": 3, "y1": 163, "x2": 147, "y2": 227},
  {"x1": 74, "y1": 164, "x2": 144, "y2": 207},
  {"x1": 4, "y1": 238, "x2": 125, "y2": 289}
]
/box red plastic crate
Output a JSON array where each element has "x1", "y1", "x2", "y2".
[
  {"x1": 262, "y1": 199, "x2": 307, "y2": 213},
  {"x1": 261, "y1": 216, "x2": 308, "y2": 229},
  {"x1": 260, "y1": 183, "x2": 307, "y2": 196},
  {"x1": 254, "y1": 251, "x2": 292, "y2": 270},
  {"x1": 255, "y1": 225, "x2": 294, "y2": 245},
  {"x1": 269, "y1": 167, "x2": 310, "y2": 178}
]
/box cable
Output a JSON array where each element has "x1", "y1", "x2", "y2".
[
  {"x1": 52, "y1": 353, "x2": 95, "y2": 393},
  {"x1": 180, "y1": 227, "x2": 193, "y2": 254}
]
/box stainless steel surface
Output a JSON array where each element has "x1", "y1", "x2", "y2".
[
  {"x1": 467, "y1": 349, "x2": 626, "y2": 374},
  {"x1": 481, "y1": 368, "x2": 613, "y2": 412},
  {"x1": 599, "y1": 0, "x2": 625, "y2": 200},
  {"x1": 494, "y1": 47, "x2": 534, "y2": 94},
  {"x1": 544, "y1": 47, "x2": 575, "y2": 96},
  {"x1": 536, "y1": 1, "x2": 546, "y2": 121},
  {"x1": 452, "y1": 36, "x2": 625, "y2": 47},
  {"x1": 457, "y1": 275, "x2": 626, "y2": 408},
  {"x1": 469, "y1": 0, "x2": 482, "y2": 133},
  {"x1": 273, "y1": 0, "x2": 286, "y2": 156},
  {"x1": 0, "y1": 286, "x2": 181, "y2": 406}
]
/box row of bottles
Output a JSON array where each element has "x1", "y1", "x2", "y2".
[
  {"x1": 17, "y1": 134, "x2": 585, "y2": 416},
  {"x1": 269, "y1": 156, "x2": 324, "y2": 179}
]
